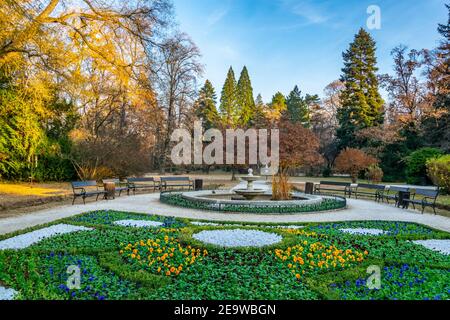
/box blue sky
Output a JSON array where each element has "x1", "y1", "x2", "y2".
[{"x1": 173, "y1": 0, "x2": 447, "y2": 101}]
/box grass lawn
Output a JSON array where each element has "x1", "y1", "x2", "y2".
[{"x1": 0, "y1": 211, "x2": 449, "y2": 300}]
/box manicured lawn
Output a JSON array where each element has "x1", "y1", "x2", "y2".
[{"x1": 0, "y1": 210, "x2": 449, "y2": 300}]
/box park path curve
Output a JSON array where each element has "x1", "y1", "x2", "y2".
[{"x1": 1, "y1": 193, "x2": 450, "y2": 235}]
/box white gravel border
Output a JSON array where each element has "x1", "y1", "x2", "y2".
[
  {"x1": 193, "y1": 229, "x2": 282, "y2": 248},
  {"x1": 190, "y1": 221, "x2": 221, "y2": 226},
  {"x1": 268, "y1": 225, "x2": 305, "y2": 230},
  {"x1": 339, "y1": 228, "x2": 387, "y2": 236},
  {"x1": 0, "y1": 286, "x2": 17, "y2": 300},
  {"x1": 0, "y1": 224, "x2": 93, "y2": 250},
  {"x1": 113, "y1": 219, "x2": 164, "y2": 228},
  {"x1": 412, "y1": 240, "x2": 450, "y2": 255}
]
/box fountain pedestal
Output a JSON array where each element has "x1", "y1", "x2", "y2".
[{"x1": 233, "y1": 169, "x2": 265, "y2": 200}]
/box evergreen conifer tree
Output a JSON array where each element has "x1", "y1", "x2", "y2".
[
  {"x1": 219, "y1": 67, "x2": 239, "y2": 127},
  {"x1": 195, "y1": 80, "x2": 219, "y2": 130},
  {"x1": 236, "y1": 66, "x2": 256, "y2": 127},
  {"x1": 285, "y1": 85, "x2": 318, "y2": 127},
  {"x1": 337, "y1": 28, "x2": 384, "y2": 149}
]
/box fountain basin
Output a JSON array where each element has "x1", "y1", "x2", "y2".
[
  {"x1": 160, "y1": 190, "x2": 347, "y2": 214},
  {"x1": 234, "y1": 188, "x2": 266, "y2": 200}
]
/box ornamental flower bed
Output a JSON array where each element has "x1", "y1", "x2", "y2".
[
  {"x1": 120, "y1": 234, "x2": 208, "y2": 277},
  {"x1": 0, "y1": 210, "x2": 448, "y2": 300},
  {"x1": 329, "y1": 264, "x2": 450, "y2": 300},
  {"x1": 273, "y1": 240, "x2": 368, "y2": 279},
  {"x1": 308, "y1": 221, "x2": 446, "y2": 238}
]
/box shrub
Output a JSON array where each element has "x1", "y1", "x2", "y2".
[
  {"x1": 427, "y1": 155, "x2": 450, "y2": 194},
  {"x1": 365, "y1": 165, "x2": 384, "y2": 183},
  {"x1": 322, "y1": 167, "x2": 332, "y2": 178},
  {"x1": 334, "y1": 148, "x2": 378, "y2": 183},
  {"x1": 405, "y1": 148, "x2": 443, "y2": 185}
]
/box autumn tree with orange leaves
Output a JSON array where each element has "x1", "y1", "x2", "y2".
[{"x1": 334, "y1": 148, "x2": 378, "y2": 183}]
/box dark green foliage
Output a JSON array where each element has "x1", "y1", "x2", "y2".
[
  {"x1": 145, "y1": 251, "x2": 319, "y2": 300},
  {"x1": 159, "y1": 192, "x2": 346, "y2": 213},
  {"x1": 0, "y1": 86, "x2": 44, "y2": 180},
  {"x1": 0, "y1": 82, "x2": 77, "y2": 181},
  {"x1": 285, "y1": 85, "x2": 319, "y2": 128},
  {"x1": 308, "y1": 221, "x2": 447, "y2": 239},
  {"x1": 66, "y1": 210, "x2": 185, "y2": 228},
  {"x1": 195, "y1": 80, "x2": 219, "y2": 130},
  {"x1": 219, "y1": 67, "x2": 238, "y2": 126},
  {"x1": 405, "y1": 147, "x2": 444, "y2": 185},
  {"x1": 0, "y1": 251, "x2": 137, "y2": 300},
  {"x1": 337, "y1": 28, "x2": 384, "y2": 150},
  {"x1": 236, "y1": 66, "x2": 256, "y2": 127},
  {"x1": 380, "y1": 123, "x2": 424, "y2": 182}
]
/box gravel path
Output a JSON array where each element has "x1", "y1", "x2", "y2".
[
  {"x1": 113, "y1": 220, "x2": 164, "y2": 228},
  {"x1": 193, "y1": 229, "x2": 282, "y2": 247},
  {"x1": 412, "y1": 240, "x2": 450, "y2": 255},
  {"x1": 1, "y1": 193, "x2": 450, "y2": 235},
  {"x1": 0, "y1": 224, "x2": 92, "y2": 250}
]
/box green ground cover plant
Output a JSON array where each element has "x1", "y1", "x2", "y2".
[{"x1": 0, "y1": 210, "x2": 448, "y2": 300}]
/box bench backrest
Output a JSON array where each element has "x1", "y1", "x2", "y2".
[
  {"x1": 71, "y1": 181, "x2": 98, "y2": 189},
  {"x1": 414, "y1": 188, "x2": 439, "y2": 198},
  {"x1": 357, "y1": 184, "x2": 385, "y2": 190},
  {"x1": 388, "y1": 186, "x2": 409, "y2": 193},
  {"x1": 320, "y1": 181, "x2": 351, "y2": 187},
  {"x1": 127, "y1": 177, "x2": 155, "y2": 183},
  {"x1": 102, "y1": 178, "x2": 121, "y2": 184},
  {"x1": 161, "y1": 177, "x2": 190, "y2": 182}
]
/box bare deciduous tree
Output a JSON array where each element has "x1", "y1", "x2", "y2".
[{"x1": 154, "y1": 32, "x2": 203, "y2": 172}]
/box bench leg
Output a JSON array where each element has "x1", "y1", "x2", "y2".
[
  {"x1": 72, "y1": 196, "x2": 76, "y2": 205},
  {"x1": 83, "y1": 196, "x2": 86, "y2": 205}
]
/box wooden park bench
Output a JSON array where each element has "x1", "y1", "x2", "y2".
[
  {"x1": 353, "y1": 184, "x2": 386, "y2": 202},
  {"x1": 126, "y1": 177, "x2": 159, "y2": 195},
  {"x1": 71, "y1": 181, "x2": 107, "y2": 205},
  {"x1": 404, "y1": 188, "x2": 440, "y2": 214},
  {"x1": 102, "y1": 179, "x2": 129, "y2": 197},
  {"x1": 160, "y1": 177, "x2": 194, "y2": 191},
  {"x1": 314, "y1": 181, "x2": 352, "y2": 198},
  {"x1": 382, "y1": 186, "x2": 410, "y2": 206}
]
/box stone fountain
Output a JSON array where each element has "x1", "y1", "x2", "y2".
[{"x1": 233, "y1": 169, "x2": 266, "y2": 200}]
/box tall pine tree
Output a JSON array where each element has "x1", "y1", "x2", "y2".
[
  {"x1": 236, "y1": 66, "x2": 256, "y2": 127},
  {"x1": 285, "y1": 85, "x2": 318, "y2": 128},
  {"x1": 219, "y1": 67, "x2": 239, "y2": 127},
  {"x1": 195, "y1": 80, "x2": 219, "y2": 130},
  {"x1": 337, "y1": 28, "x2": 384, "y2": 149}
]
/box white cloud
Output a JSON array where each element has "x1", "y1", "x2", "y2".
[
  {"x1": 281, "y1": 0, "x2": 329, "y2": 25},
  {"x1": 207, "y1": 7, "x2": 229, "y2": 27}
]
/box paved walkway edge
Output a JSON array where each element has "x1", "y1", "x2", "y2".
[{"x1": 1, "y1": 193, "x2": 450, "y2": 235}]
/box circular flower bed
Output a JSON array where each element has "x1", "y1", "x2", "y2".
[
  {"x1": 160, "y1": 191, "x2": 346, "y2": 214},
  {"x1": 192, "y1": 229, "x2": 282, "y2": 248}
]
